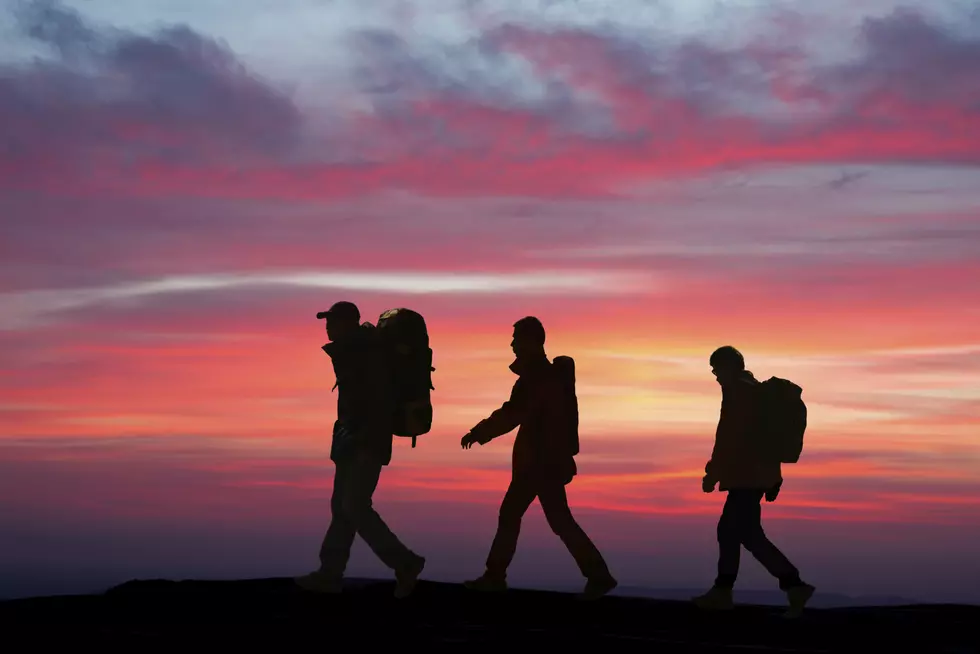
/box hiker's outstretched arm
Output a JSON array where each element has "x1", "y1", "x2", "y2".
[{"x1": 470, "y1": 378, "x2": 524, "y2": 444}]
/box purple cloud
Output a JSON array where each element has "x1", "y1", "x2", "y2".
[{"x1": 2, "y1": 0, "x2": 301, "y2": 183}]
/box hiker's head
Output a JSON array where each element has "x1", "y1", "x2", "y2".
[
  {"x1": 710, "y1": 345, "x2": 744, "y2": 386},
  {"x1": 318, "y1": 301, "x2": 360, "y2": 342},
  {"x1": 511, "y1": 316, "x2": 545, "y2": 358}
]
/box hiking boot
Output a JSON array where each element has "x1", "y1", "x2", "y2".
[
  {"x1": 692, "y1": 586, "x2": 734, "y2": 610},
  {"x1": 783, "y1": 583, "x2": 815, "y2": 618},
  {"x1": 294, "y1": 570, "x2": 342, "y2": 594},
  {"x1": 393, "y1": 555, "x2": 425, "y2": 599},
  {"x1": 579, "y1": 574, "x2": 618, "y2": 600},
  {"x1": 463, "y1": 573, "x2": 507, "y2": 592}
]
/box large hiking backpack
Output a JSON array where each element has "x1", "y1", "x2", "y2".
[
  {"x1": 376, "y1": 308, "x2": 434, "y2": 448},
  {"x1": 551, "y1": 355, "x2": 580, "y2": 457},
  {"x1": 755, "y1": 377, "x2": 807, "y2": 463}
]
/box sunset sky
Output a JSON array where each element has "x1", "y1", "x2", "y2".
[{"x1": 1, "y1": 0, "x2": 979, "y2": 603}]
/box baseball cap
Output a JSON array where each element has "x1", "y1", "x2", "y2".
[{"x1": 316, "y1": 301, "x2": 360, "y2": 323}]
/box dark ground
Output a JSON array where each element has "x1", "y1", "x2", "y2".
[{"x1": 1, "y1": 577, "x2": 977, "y2": 652}]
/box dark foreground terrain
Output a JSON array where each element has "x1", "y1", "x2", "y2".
[{"x1": 1, "y1": 577, "x2": 977, "y2": 652}]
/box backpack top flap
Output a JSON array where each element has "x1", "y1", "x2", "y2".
[
  {"x1": 377, "y1": 308, "x2": 434, "y2": 388},
  {"x1": 378, "y1": 308, "x2": 429, "y2": 348},
  {"x1": 764, "y1": 376, "x2": 802, "y2": 396}
]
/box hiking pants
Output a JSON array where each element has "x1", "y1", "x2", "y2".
[
  {"x1": 485, "y1": 475, "x2": 611, "y2": 580},
  {"x1": 714, "y1": 489, "x2": 803, "y2": 590},
  {"x1": 318, "y1": 454, "x2": 419, "y2": 578}
]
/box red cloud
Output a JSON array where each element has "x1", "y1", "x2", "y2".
[{"x1": 3, "y1": 7, "x2": 980, "y2": 200}]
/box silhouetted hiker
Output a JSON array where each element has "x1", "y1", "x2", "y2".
[
  {"x1": 694, "y1": 346, "x2": 815, "y2": 618},
  {"x1": 460, "y1": 316, "x2": 617, "y2": 600},
  {"x1": 295, "y1": 301, "x2": 425, "y2": 599}
]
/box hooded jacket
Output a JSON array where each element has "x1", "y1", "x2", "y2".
[
  {"x1": 468, "y1": 353, "x2": 577, "y2": 485},
  {"x1": 705, "y1": 369, "x2": 782, "y2": 491},
  {"x1": 322, "y1": 323, "x2": 394, "y2": 466}
]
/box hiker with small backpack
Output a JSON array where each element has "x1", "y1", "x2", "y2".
[
  {"x1": 693, "y1": 346, "x2": 816, "y2": 618},
  {"x1": 295, "y1": 301, "x2": 432, "y2": 599},
  {"x1": 460, "y1": 316, "x2": 618, "y2": 600}
]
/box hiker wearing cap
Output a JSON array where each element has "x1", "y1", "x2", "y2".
[
  {"x1": 294, "y1": 301, "x2": 425, "y2": 599},
  {"x1": 460, "y1": 316, "x2": 618, "y2": 600}
]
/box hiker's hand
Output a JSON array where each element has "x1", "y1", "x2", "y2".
[
  {"x1": 461, "y1": 433, "x2": 477, "y2": 449},
  {"x1": 765, "y1": 482, "x2": 781, "y2": 502},
  {"x1": 702, "y1": 475, "x2": 716, "y2": 493}
]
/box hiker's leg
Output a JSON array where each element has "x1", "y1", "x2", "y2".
[
  {"x1": 484, "y1": 478, "x2": 537, "y2": 578},
  {"x1": 737, "y1": 490, "x2": 804, "y2": 590},
  {"x1": 344, "y1": 456, "x2": 421, "y2": 572},
  {"x1": 538, "y1": 482, "x2": 612, "y2": 580},
  {"x1": 713, "y1": 490, "x2": 743, "y2": 589},
  {"x1": 318, "y1": 461, "x2": 357, "y2": 578}
]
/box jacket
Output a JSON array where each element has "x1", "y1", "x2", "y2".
[
  {"x1": 704, "y1": 370, "x2": 782, "y2": 491},
  {"x1": 468, "y1": 353, "x2": 577, "y2": 485},
  {"x1": 322, "y1": 323, "x2": 394, "y2": 466}
]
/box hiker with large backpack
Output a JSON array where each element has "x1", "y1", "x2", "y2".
[
  {"x1": 693, "y1": 345, "x2": 816, "y2": 618},
  {"x1": 460, "y1": 316, "x2": 617, "y2": 600},
  {"x1": 294, "y1": 301, "x2": 429, "y2": 599}
]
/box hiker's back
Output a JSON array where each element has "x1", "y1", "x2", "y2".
[
  {"x1": 326, "y1": 324, "x2": 386, "y2": 419},
  {"x1": 713, "y1": 372, "x2": 783, "y2": 490},
  {"x1": 515, "y1": 356, "x2": 579, "y2": 483},
  {"x1": 323, "y1": 323, "x2": 395, "y2": 465}
]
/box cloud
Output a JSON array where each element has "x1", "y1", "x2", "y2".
[
  {"x1": 2, "y1": 2, "x2": 979, "y2": 602},
  {"x1": 2, "y1": 436, "x2": 977, "y2": 525},
  {"x1": 342, "y1": 8, "x2": 980, "y2": 191},
  {"x1": 522, "y1": 163, "x2": 980, "y2": 267},
  {"x1": 818, "y1": 9, "x2": 980, "y2": 112},
  {"x1": 0, "y1": 268, "x2": 660, "y2": 330},
  {"x1": 4, "y1": 161, "x2": 977, "y2": 310},
  {"x1": 1, "y1": 0, "x2": 302, "y2": 187},
  {"x1": 3, "y1": 3, "x2": 980, "y2": 200}
]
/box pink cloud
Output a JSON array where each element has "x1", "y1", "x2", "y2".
[{"x1": 3, "y1": 6, "x2": 980, "y2": 202}]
